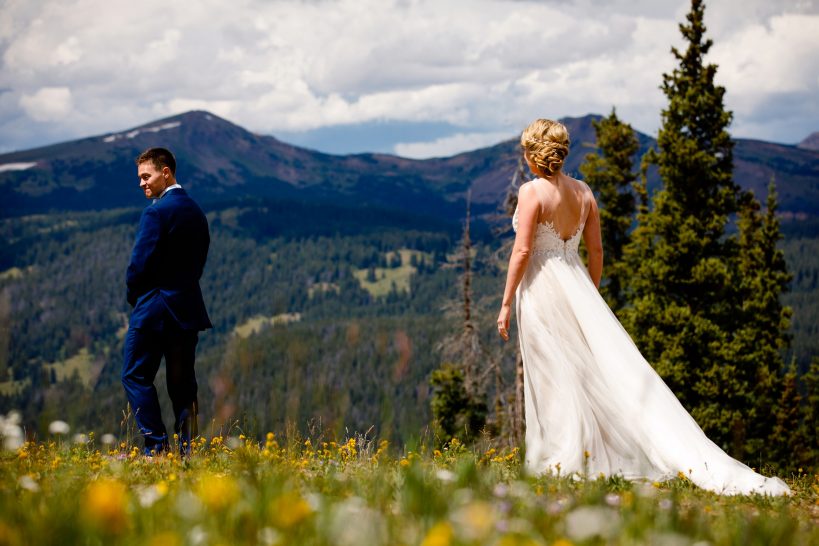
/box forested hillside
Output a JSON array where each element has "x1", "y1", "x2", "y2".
[{"x1": 0, "y1": 201, "x2": 513, "y2": 443}]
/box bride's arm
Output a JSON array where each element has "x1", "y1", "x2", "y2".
[
  {"x1": 582, "y1": 196, "x2": 603, "y2": 288},
  {"x1": 497, "y1": 183, "x2": 539, "y2": 341}
]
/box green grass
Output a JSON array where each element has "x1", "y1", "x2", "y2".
[
  {"x1": 43, "y1": 348, "x2": 97, "y2": 388},
  {"x1": 353, "y1": 248, "x2": 431, "y2": 297},
  {"x1": 308, "y1": 282, "x2": 340, "y2": 299},
  {"x1": 1, "y1": 433, "x2": 817, "y2": 546},
  {"x1": 0, "y1": 378, "x2": 29, "y2": 396},
  {"x1": 0, "y1": 266, "x2": 34, "y2": 281},
  {"x1": 354, "y1": 265, "x2": 417, "y2": 297},
  {"x1": 232, "y1": 313, "x2": 303, "y2": 338}
]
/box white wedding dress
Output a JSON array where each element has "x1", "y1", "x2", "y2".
[{"x1": 513, "y1": 178, "x2": 789, "y2": 496}]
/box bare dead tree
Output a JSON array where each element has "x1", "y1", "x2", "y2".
[
  {"x1": 505, "y1": 152, "x2": 528, "y2": 445},
  {"x1": 460, "y1": 189, "x2": 481, "y2": 397}
]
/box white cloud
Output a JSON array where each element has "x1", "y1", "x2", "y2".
[
  {"x1": 53, "y1": 36, "x2": 81, "y2": 66},
  {"x1": 394, "y1": 130, "x2": 514, "y2": 158},
  {"x1": 711, "y1": 13, "x2": 819, "y2": 139},
  {"x1": 19, "y1": 87, "x2": 73, "y2": 121},
  {"x1": 0, "y1": 0, "x2": 817, "y2": 152}
]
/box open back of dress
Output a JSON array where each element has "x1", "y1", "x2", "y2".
[{"x1": 512, "y1": 178, "x2": 789, "y2": 496}]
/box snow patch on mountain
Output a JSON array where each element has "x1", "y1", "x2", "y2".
[
  {"x1": 0, "y1": 162, "x2": 37, "y2": 172},
  {"x1": 102, "y1": 122, "x2": 182, "y2": 143}
]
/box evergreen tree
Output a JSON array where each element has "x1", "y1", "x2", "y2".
[
  {"x1": 429, "y1": 363, "x2": 486, "y2": 444},
  {"x1": 622, "y1": 0, "x2": 746, "y2": 452},
  {"x1": 733, "y1": 182, "x2": 793, "y2": 459},
  {"x1": 768, "y1": 361, "x2": 808, "y2": 472},
  {"x1": 579, "y1": 109, "x2": 638, "y2": 313},
  {"x1": 799, "y1": 357, "x2": 819, "y2": 471}
]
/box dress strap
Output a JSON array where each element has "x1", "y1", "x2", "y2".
[
  {"x1": 579, "y1": 183, "x2": 590, "y2": 227},
  {"x1": 530, "y1": 178, "x2": 550, "y2": 218}
]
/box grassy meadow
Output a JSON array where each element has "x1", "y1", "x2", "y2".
[{"x1": 1, "y1": 420, "x2": 818, "y2": 546}]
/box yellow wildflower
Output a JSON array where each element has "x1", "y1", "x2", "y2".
[
  {"x1": 196, "y1": 475, "x2": 240, "y2": 512},
  {"x1": 155, "y1": 481, "x2": 169, "y2": 496},
  {"x1": 420, "y1": 521, "x2": 453, "y2": 546},
  {"x1": 269, "y1": 492, "x2": 313, "y2": 529},
  {"x1": 82, "y1": 479, "x2": 130, "y2": 535},
  {"x1": 451, "y1": 501, "x2": 494, "y2": 541}
]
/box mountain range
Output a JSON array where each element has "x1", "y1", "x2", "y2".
[{"x1": 1, "y1": 110, "x2": 817, "y2": 222}]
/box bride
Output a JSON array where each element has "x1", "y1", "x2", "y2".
[{"x1": 496, "y1": 118, "x2": 789, "y2": 496}]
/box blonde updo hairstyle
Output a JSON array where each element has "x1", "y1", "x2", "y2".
[{"x1": 520, "y1": 119, "x2": 570, "y2": 176}]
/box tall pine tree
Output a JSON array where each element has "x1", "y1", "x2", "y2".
[
  {"x1": 799, "y1": 358, "x2": 819, "y2": 470},
  {"x1": 622, "y1": 0, "x2": 747, "y2": 454},
  {"x1": 733, "y1": 182, "x2": 794, "y2": 460},
  {"x1": 579, "y1": 109, "x2": 638, "y2": 313}
]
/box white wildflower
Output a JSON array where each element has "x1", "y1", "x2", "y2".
[
  {"x1": 546, "y1": 497, "x2": 570, "y2": 515},
  {"x1": 564, "y1": 506, "x2": 621, "y2": 542},
  {"x1": 1, "y1": 413, "x2": 24, "y2": 451},
  {"x1": 101, "y1": 433, "x2": 117, "y2": 445},
  {"x1": 176, "y1": 491, "x2": 203, "y2": 520},
  {"x1": 48, "y1": 420, "x2": 70, "y2": 435},
  {"x1": 258, "y1": 527, "x2": 281, "y2": 546},
  {"x1": 604, "y1": 492, "x2": 621, "y2": 507},
  {"x1": 135, "y1": 484, "x2": 164, "y2": 508},
  {"x1": 187, "y1": 525, "x2": 208, "y2": 546},
  {"x1": 6, "y1": 411, "x2": 21, "y2": 425},
  {"x1": 329, "y1": 497, "x2": 387, "y2": 546},
  {"x1": 18, "y1": 475, "x2": 39, "y2": 492},
  {"x1": 435, "y1": 469, "x2": 455, "y2": 483}
]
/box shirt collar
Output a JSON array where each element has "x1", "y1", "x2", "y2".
[{"x1": 159, "y1": 183, "x2": 182, "y2": 199}]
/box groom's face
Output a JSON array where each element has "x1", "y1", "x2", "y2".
[{"x1": 137, "y1": 161, "x2": 170, "y2": 199}]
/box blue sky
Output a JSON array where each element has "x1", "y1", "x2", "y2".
[{"x1": 0, "y1": 0, "x2": 817, "y2": 157}]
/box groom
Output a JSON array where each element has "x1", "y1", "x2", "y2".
[{"x1": 122, "y1": 147, "x2": 212, "y2": 455}]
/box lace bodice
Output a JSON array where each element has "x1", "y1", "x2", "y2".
[{"x1": 512, "y1": 206, "x2": 584, "y2": 260}]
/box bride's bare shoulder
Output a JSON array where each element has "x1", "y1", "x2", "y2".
[
  {"x1": 518, "y1": 180, "x2": 539, "y2": 197},
  {"x1": 565, "y1": 175, "x2": 589, "y2": 190}
]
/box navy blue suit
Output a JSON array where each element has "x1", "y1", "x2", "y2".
[{"x1": 122, "y1": 187, "x2": 211, "y2": 454}]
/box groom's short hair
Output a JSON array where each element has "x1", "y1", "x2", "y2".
[{"x1": 136, "y1": 147, "x2": 177, "y2": 176}]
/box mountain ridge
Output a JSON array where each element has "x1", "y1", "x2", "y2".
[{"x1": 1, "y1": 110, "x2": 817, "y2": 219}]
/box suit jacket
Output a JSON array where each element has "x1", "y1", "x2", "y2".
[{"x1": 126, "y1": 187, "x2": 212, "y2": 331}]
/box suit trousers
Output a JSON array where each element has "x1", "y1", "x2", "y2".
[{"x1": 122, "y1": 325, "x2": 199, "y2": 454}]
